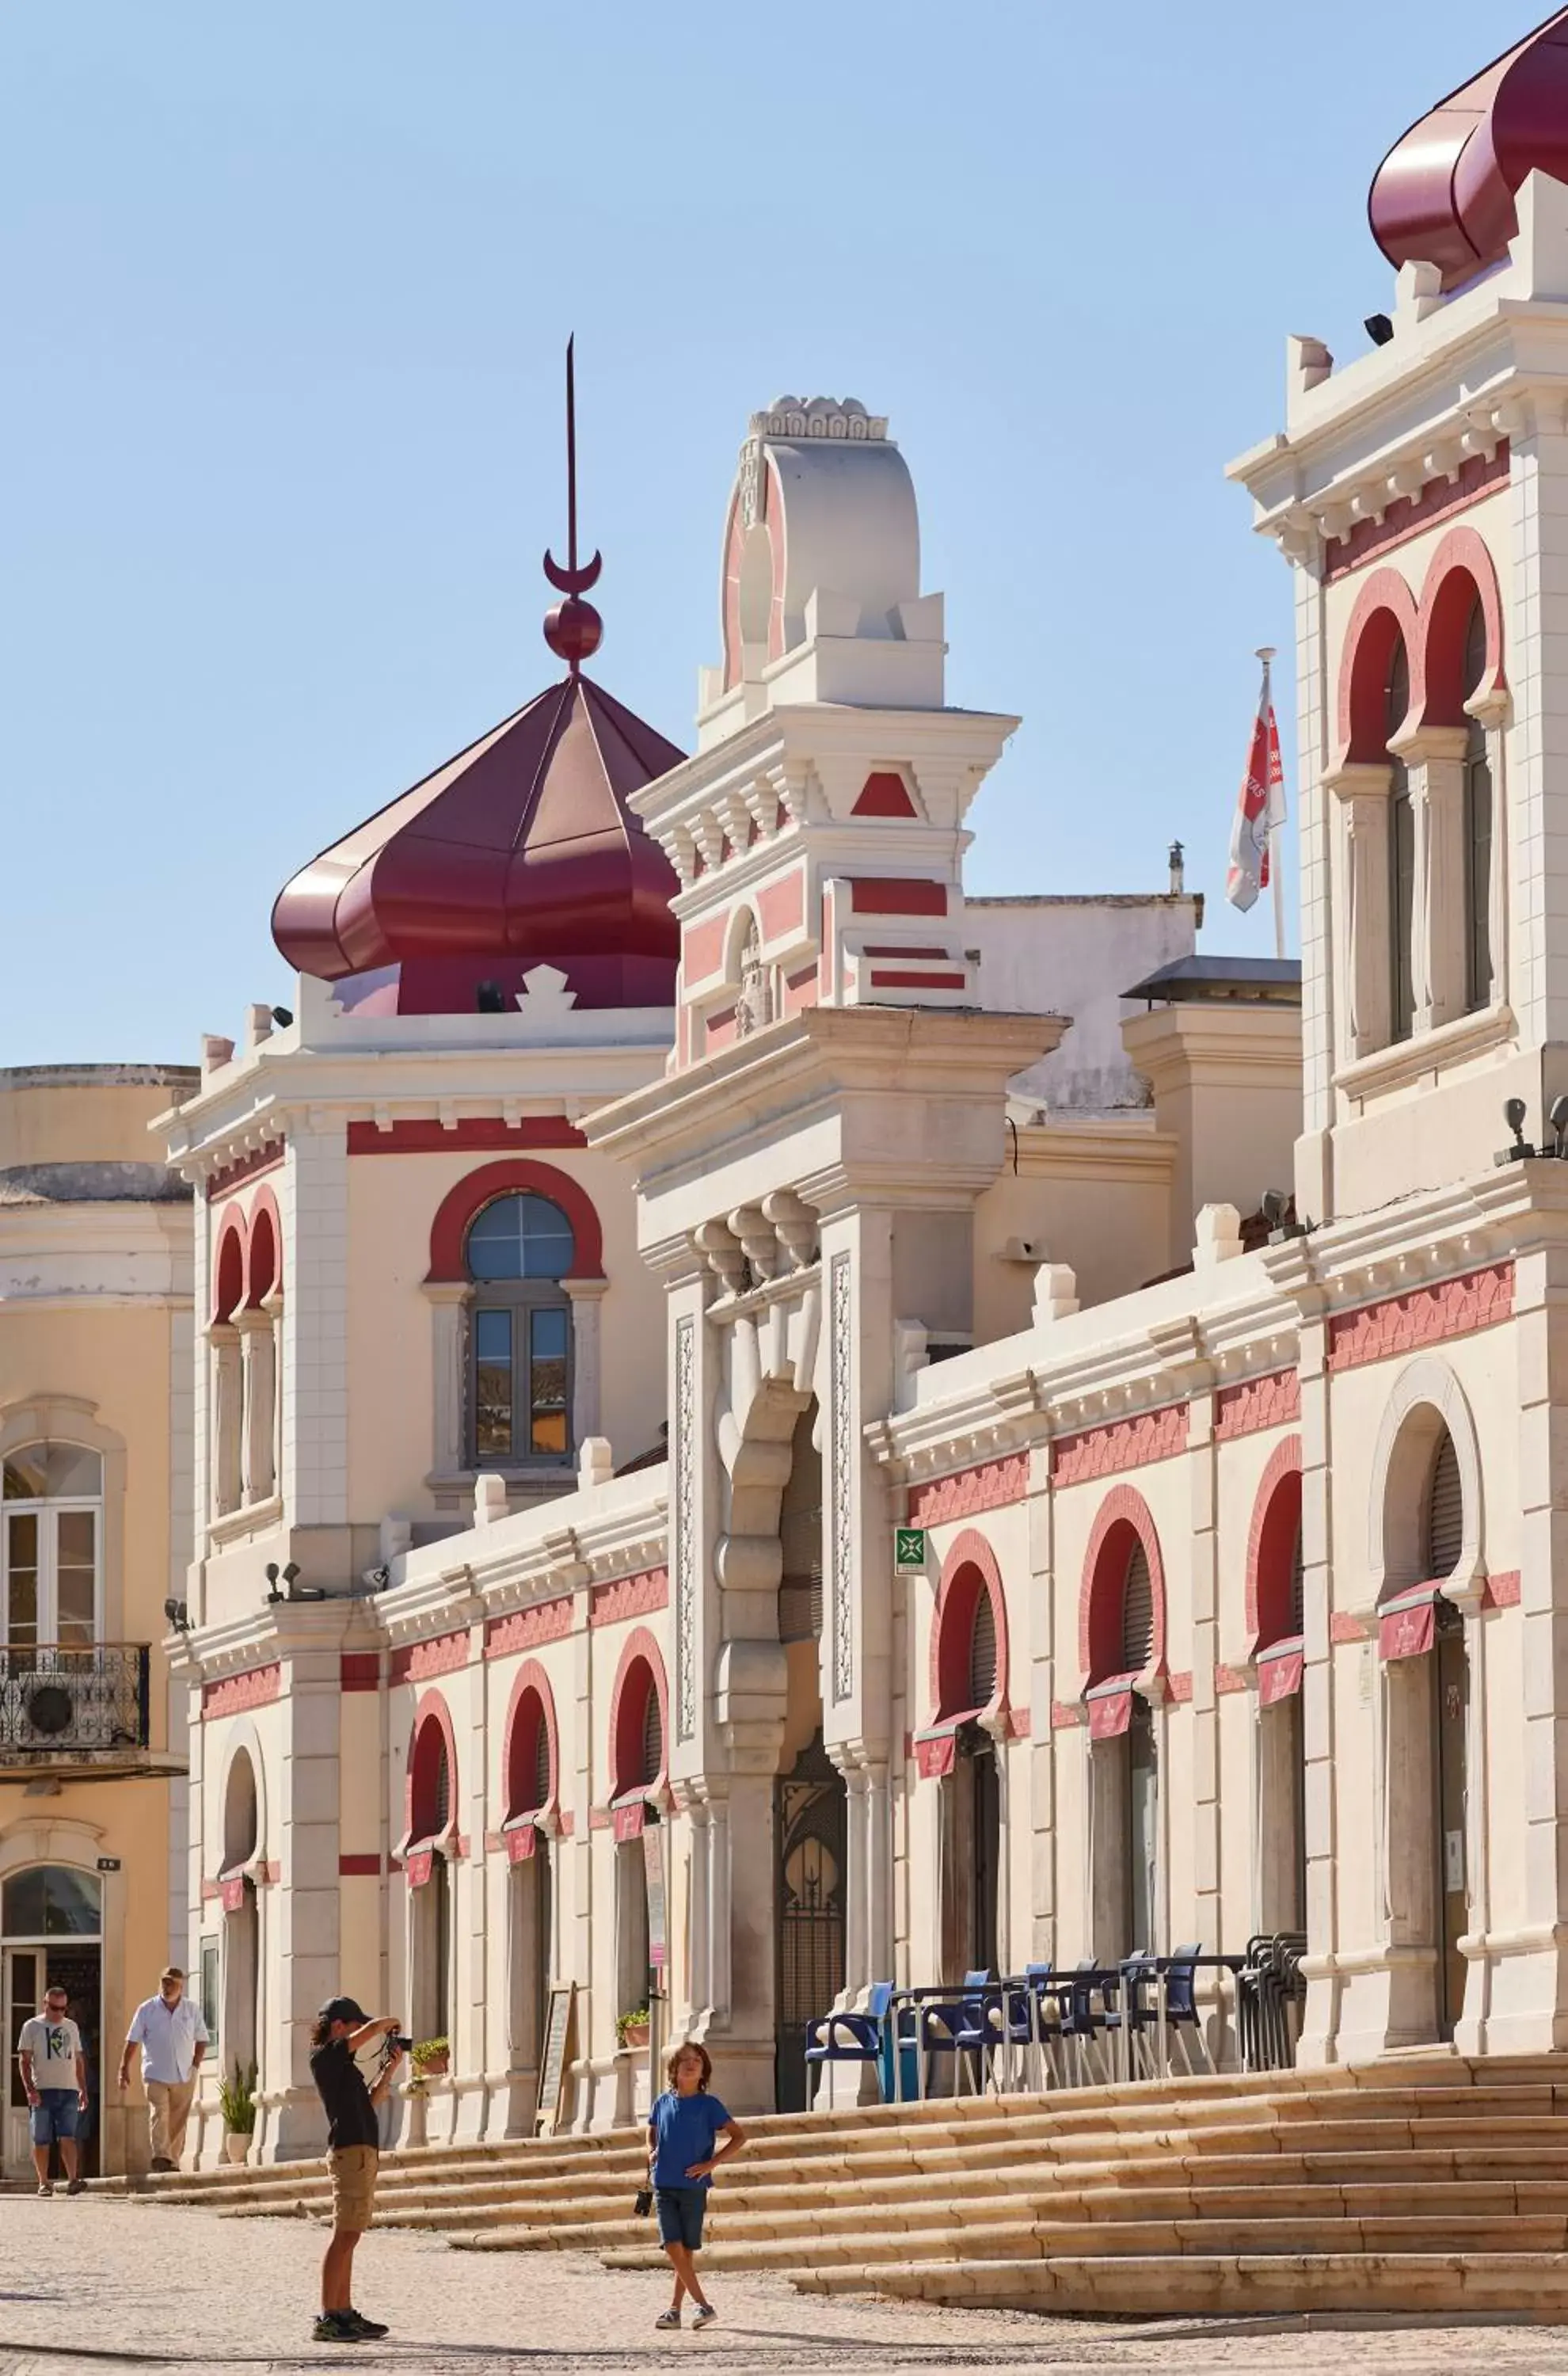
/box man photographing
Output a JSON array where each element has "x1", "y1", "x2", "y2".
[{"x1": 308, "y1": 1997, "x2": 405, "y2": 2345}]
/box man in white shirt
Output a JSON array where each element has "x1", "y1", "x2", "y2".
[
  {"x1": 117, "y1": 1965, "x2": 209, "y2": 2172},
  {"x1": 17, "y1": 1982, "x2": 89, "y2": 2196}
]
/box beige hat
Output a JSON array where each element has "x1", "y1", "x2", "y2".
[{"x1": 160, "y1": 1965, "x2": 185, "y2": 1983}]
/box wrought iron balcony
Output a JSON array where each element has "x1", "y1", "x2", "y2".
[{"x1": 0, "y1": 1644, "x2": 151, "y2": 1761}]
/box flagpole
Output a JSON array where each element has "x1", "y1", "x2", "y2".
[{"x1": 1258, "y1": 645, "x2": 1286, "y2": 961}]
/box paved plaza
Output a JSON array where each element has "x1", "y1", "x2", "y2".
[{"x1": 1, "y1": 2197, "x2": 1568, "y2": 2376}]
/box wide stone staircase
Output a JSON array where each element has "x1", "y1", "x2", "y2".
[{"x1": 124, "y1": 2056, "x2": 1568, "y2": 2317}]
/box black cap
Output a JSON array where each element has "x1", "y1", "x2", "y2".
[{"x1": 318, "y1": 1996, "x2": 367, "y2": 2026}]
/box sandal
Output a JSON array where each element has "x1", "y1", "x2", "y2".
[{"x1": 654, "y1": 2309, "x2": 681, "y2": 2329}]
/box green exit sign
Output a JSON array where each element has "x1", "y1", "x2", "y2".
[{"x1": 894, "y1": 1528, "x2": 927, "y2": 1574}]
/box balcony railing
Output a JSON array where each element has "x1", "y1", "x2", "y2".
[{"x1": 0, "y1": 1644, "x2": 151, "y2": 1757}]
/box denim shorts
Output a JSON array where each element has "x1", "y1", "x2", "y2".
[
  {"x1": 29, "y1": 2089, "x2": 79, "y2": 2146},
  {"x1": 655, "y1": 2185, "x2": 706, "y2": 2250}
]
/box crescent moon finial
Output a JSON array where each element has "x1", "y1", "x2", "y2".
[{"x1": 542, "y1": 333, "x2": 605, "y2": 672}]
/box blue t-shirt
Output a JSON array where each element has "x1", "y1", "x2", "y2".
[{"x1": 649, "y1": 2088, "x2": 731, "y2": 2190}]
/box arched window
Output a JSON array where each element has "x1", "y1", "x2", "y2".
[
  {"x1": 506, "y1": 1687, "x2": 554, "y2": 1822},
  {"x1": 223, "y1": 1749, "x2": 259, "y2": 1871},
  {"x1": 638, "y1": 1677, "x2": 663, "y2": 1792},
  {"x1": 466, "y1": 1194, "x2": 574, "y2": 1468},
  {"x1": 409, "y1": 1711, "x2": 455, "y2": 1844},
  {"x1": 2, "y1": 1445, "x2": 103, "y2": 1651},
  {"x1": 1387, "y1": 638, "x2": 1415, "y2": 1043},
  {"x1": 1121, "y1": 1539, "x2": 1154, "y2": 1674},
  {"x1": 1462, "y1": 599, "x2": 1494, "y2": 1013},
  {"x1": 1424, "y1": 1428, "x2": 1464, "y2": 1581},
  {"x1": 968, "y1": 1590, "x2": 998, "y2": 1712}
]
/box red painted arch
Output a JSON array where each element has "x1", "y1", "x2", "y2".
[
  {"x1": 1246, "y1": 1436, "x2": 1304, "y2": 1654},
  {"x1": 426, "y1": 1158, "x2": 604, "y2": 1284},
  {"x1": 212, "y1": 1208, "x2": 247, "y2": 1324},
  {"x1": 405, "y1": 1689, "x2": 459, "y2": 1847},
  {"x1": 500, "y1": 1659, "x2": 560, "y2": 1822},
  {"x1": 1416, "y1": 527, "x2": 1506, "y2": 726},
  {"x1": 1336, "y1": 567, "x2": 1421, "y2": 766},
  {"x1": 245, "y1": 1186, "x2": 282, "y2": 1308},
  {"x1": 607, "y1": 1626, "x2": 668, "y2": 1799},
  {"x1": 928, "y1": 1528, "x2": 1010, "y2": 1722},
  {"x1": 1079, "y1": 1484, "x2": 1166, "y2": 1689}
]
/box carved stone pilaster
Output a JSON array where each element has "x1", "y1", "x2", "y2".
[{"x1": 1327, "y1": 763, "x2": 1394, "y2": 1060}]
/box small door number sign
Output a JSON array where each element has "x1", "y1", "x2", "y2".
[{"x1": 895, "y1": 1528, "x2": 927, "y2": 1574}]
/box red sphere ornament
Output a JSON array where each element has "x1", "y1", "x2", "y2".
[{"x1": 544, "y1": 595, "x2": 603, "y2": 668}]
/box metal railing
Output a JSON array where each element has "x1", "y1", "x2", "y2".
[{"x1": 0, "y1": 1643, "x2": 151, "y2": 1757}]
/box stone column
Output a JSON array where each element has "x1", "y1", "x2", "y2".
[
  {"x1": 564, "y1": 1278, "x2": 608, "y2": 1451},
  {"x1": 1501, "y1": 1243, "x2": 1568, "y2": 2050},
  {"x1": 207, "y1": 1323, "x2": 242, "y2": 1518},
  {"x1": 1390, "y1": 722, "x2": 1471, "y2": 1034},
  {"x1": 1289, "y1": 1283, "x2": 1340, "y2": 2067},
  {"x1": 1468, "y1": 687, "x2": 1510, "y2": 1012},
  {"x1": 280, "y1": 1120, "x2": 349, "y2": 1529},
  {"x1": 1026, "y1": 1443, "x2": 1056, "y2": 1964},
  {"x1": 1326, "y1": 763, "x2": 1393, "y2": 1060},
  {"x1": 423, "y1": 1282, "x2": 469, "y2": 1479},
  {"x1": 1186, "y1": 1386, "x2": 1224, "y2": 2039},
  {"x1": 234, "y1": 1310, "x2": 276, "y2": 1505}
]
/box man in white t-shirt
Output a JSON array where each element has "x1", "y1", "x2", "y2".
[
  {"x1": 117, "y1": 1965, "x2": 209, "y2": 2172},
  {"x1": 17, "y1": 1982, "x2": 89, "y2": 2196}
]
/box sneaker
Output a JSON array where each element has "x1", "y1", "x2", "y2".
[
  {"x1": 344, "y1": 2311, "x2": 388, "y2": 2340},
  {"x1": 65, "y1": 2178, "x2": 85, "y2": 2196},
  {"x1": 311, "y1": 2313, "x2": 363, "y2": 2344},
  {"x1": 692, "y1": 2304, "x2": 718, "y2": 2329},
  {"x1": 149, "y1": 2156, "x2": 175, "y2": 2173},
  {"x1": 35, "y1": 2184, "x2": 52, "y2": 2198},
  {"x1": 654, "y1": 2309, "x2": 682, "y2": 2329}
]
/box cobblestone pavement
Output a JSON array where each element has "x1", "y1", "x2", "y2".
[{"x1": 3, "y1": 2199, "x2": 1568, "y2": 2374}]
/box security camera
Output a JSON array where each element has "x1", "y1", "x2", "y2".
[{"x1": 362, "y1": 1563, "x2": 390, "y2": 1592}]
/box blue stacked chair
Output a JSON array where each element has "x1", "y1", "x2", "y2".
[
  {"x1": 803, "y1": 1979, "x2": 896, "y2": 2104},
  {"x1": 911, "y1": 1970, "x2": 992, "y2": 2097}
]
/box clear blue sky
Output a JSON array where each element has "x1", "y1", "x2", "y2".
[{"x1": 0, "y1": 3, "x2": 1498, "y2": 1064}]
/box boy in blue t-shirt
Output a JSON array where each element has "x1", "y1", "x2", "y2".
[{"x1": 646, "y1": 2040, "x2": 746, "y2": 2330}]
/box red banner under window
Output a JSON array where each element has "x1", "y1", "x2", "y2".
[
  {"x1": 612, "y1": 1799, "x2": 645, "y2": 1843},
  {"x1": 1088, "y1": 1688, "x2": 1133, "y2": 1741},
  {"x1": 913, "y1": 1729, "x2": 957, "y2": 1780},
  {"x1": 404, "y1": 1847, "x2": 434, "y2": 1890},
  {"x1": 1380, "y1": 1599, "x2": 1436, "y2": 1662},
  {"x1": 219, "y1": 1875, "x2": 246, "y2": 1913},
  {"x1": 506, "y1": 1823, "x2": 538, "y2": 1863},
  {"x1": 1258, "y1": 1649, "x2": 1304, "y2": 1705}
]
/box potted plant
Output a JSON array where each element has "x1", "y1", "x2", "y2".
[
  {"x1": 616, "y1": 2006, "x2": 650, "y2": 2051},
  {"x1": 411, "y1": 2035, "x2": 450, "y2": 2080},
  {"x1": 218, "y1": 2060, "x2": 257, "y2": 2164}
]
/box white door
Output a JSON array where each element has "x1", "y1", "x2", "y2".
[{"x1": 3, "y1": 1945, "x2": 42, "y2": 2178}]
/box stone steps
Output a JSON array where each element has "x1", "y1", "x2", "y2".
[
  {"x1": 120, "y1": 2054, "x2": 1568, "y2": 2319},
  {"x1": 794, "y1": 2250, "x2": 1568, "y2": 2317}
]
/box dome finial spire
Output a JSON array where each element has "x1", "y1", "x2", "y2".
[{"x1": 542, "y1": 334, "x2": 604, "y2": 674}]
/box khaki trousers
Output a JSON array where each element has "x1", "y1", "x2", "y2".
[{"x1": 146, "y1": 2077, "x2": 197, "y2": 2164}]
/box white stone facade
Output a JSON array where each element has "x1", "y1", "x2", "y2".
[{"x1": 139, "y1": 166, "x2": 1568, "y2": 2164}]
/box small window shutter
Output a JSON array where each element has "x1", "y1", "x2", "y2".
[
  {"x1": 640, "y1": 1682, "x2": 664, "y2": 1788},
  {"x1": 531, "y1": 1714, "x2": 551, "y2": 1811},
  {"x1": 1121, "y1": 1540, "x2": 1154, "y2": 1673},
  {"x1": 432, "y1": 1738, "x2": 451, "y2": 1834},
  {"x1": 1425, "y1": 1431, "x2": 1463, "y2": 1579},
  {"x1": 1289, "y1": 1522, "x2": 1304, "y2": 1637},
  {"x1": 968, "y1": 1589, "x2": 998, "y2": 1709}
]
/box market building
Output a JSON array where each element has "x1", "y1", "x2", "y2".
[{"x1": 10, "y1": 9, "x2": 1568, "y2": 2172}]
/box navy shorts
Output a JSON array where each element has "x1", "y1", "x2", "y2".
[
  {"x1": 29, "y1": 2089, "x2": 79, "y2": 2146},
  {"x1": 656, "y1": 2186, "x2": 706, "y2": 2250}
]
